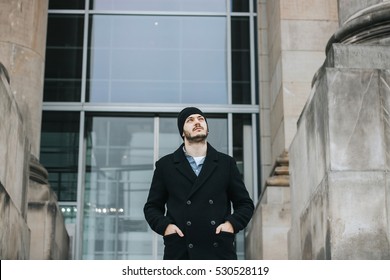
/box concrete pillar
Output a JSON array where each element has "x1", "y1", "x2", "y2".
[
  {"x1": 27, "y1": 156, "x2": 69, "y2": 259},
  {"x1": 0, "y1": 0, "x2": 48, "y2": 157},
  {"x1": 289, "y1": 2, "x2": 390, "y2": 259},
  {"x1": 0, "y1": 64, "x2": 31, "y2": 259},
  {"x1": 0, "y1": 1, "x2": 69, "y2": 259},
  {"x1": 337, "y1": 0, "x2": 386, "y2": 25}
]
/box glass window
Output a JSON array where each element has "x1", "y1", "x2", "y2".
[
  {"x1": 90, "y1": 0, "x2": 226, "y2": 12},
  {"x1": 43, "y1": 1, "x2": 259, "y2": 260},
  {"x1": 231, "y1": 17, "x2": 251, "y2": 104},
  {"x1": 60, "y1": 203, "x2": 78, "y2": 224},
  {"x1": 40, "y1": 111, "x2": 80, "y2": 201},
  {"x1": 86, "y1": 15, "x2": 227, "y2": 104},
  {"x1": 233, "y1": 113, "x2": 253, "y2": 259},
  {"x1": 44, "y1": 15, "x2": 84, "y2": 102},
  {"x1": 83, "y1": 116, "x2": 154, "y2": 259},
  {"x1": 49, "y1": 0, "x2": 85, "y2": 10},
  {"x1": 231, "y1": 0, "x2": 249, "y2": 12}
]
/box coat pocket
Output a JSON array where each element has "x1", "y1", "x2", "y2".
[
  {"x1": 163, "y1": 233, "x2": 187, "y2": 260},
  {"x1": 214, "y1": 231, "x2": 237, "y2": 260}
]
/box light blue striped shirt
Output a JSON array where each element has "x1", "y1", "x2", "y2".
[{"x1": 183, "y1": 147, "x2": 206, "y2": 176}]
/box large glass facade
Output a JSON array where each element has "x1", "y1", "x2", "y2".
[
  {"x1": 41, "y1": 0, "x2": 259, "y2": 260},
  {"x1": 86, "y1": 15, "x2": 227, "y2": 103}
]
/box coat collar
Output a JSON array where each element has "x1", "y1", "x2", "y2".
[{"x1": 173, "y1": 143, "x2": 219, "y2": 198}]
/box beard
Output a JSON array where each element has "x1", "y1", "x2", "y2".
[{"x1": 183, "y1": 130, "x2": 208, "y2": 143}]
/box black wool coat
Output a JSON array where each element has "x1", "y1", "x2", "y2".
[{"x1": 143, "y1": 143, "x2": 254, "y2": 260}]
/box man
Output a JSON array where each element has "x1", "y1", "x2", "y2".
[{"x1": 144, "y1": 107, "x2": 254, "y2": 260}]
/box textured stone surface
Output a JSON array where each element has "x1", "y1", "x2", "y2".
[
  {"x1": 27, "y1": 198, "x2": 69, "y2": 260},
  {"x1": 246, "y1": 186, "x2": 290, "y2": 259},
  {"x1": 338, "y1": 0, "x2": 384, "y2": 25},
  {"x1": 280, "y1": 0, "x2": 338, "y2": 21},
  {"x1": 327, "y1": 44, "x2": 390, "y2": 70},
  {"x1": 0, "y1": 0, "x2": 48, "y2": 157},
  {"x1": 0, "y1": 182, "x2": 30, "y2": 259},
  {"x1": 327, "y1": 69, "x2": 385, "y2": 171},
  {"x1": 289, "y1": 66, "x2": 390, "y2": 259},
  {"x1": 1, "y1": 62, "x2": 69, "y2": 259},
  {"x1": 0, "y1": 66, "x2": 29, "y2": 217},
  {"x1": 328, "y1": 171, "x2": 390, "y2": 259},
  {"x1": 381, "y1": 71, "x2": 390, "y2": 169}
]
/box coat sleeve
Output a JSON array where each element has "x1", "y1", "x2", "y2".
[
  {"x1": 143, "y1": 160, "x2": 173, "y2": 235},
  {"x1": 225, "y1": 157, "x2": 255, "y2": 233}
]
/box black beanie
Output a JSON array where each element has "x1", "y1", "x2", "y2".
[{"x1": 177, "y1": 107, "x2": 207, "y2": 138}]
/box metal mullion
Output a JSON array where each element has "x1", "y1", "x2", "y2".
[
  {"x1": 250, "y1": 0, "x2": 259, "y2": 202},
  {"x1": 74, "y1": 0, "x2": 90, "y2": 260},
  {"x1": 48, "y1": 10, "x2": 86, "y2": 14},
  {"x1": 81, "y1": 103, "x2": 259, "y2": 113},
  {"x1": 87, "y1": 10, "x2": 227, "y2": 17},
  {"x1": 226, "y1": 0, "x2": 232, "y2": 105},
  {"x1": 80, "y1": 0, "x2": 90, "y2": 104},
  {"x1": 251, "y1": 113, "x2": 259, "y2": 203},
  {"x1": 75, "y1": 110, "x2": 86, "y2": 259},
  {"x1": 228, "y1": 113, "x2": 233, "y2": 157},
  {"x1": 42, "y1": 102, "x2": 83, "y2": 111},
  {"x1": 152, "y1": 117, "x2": 160, "y2": 259},
  {"x1": 42, "y1": 103, "x2": 260, "y2": 114},
  {"x1": 249, "y1": 0, "x2": 256, "y2": 106}
]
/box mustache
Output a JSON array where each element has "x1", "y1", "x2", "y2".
[{"x1": 193, "y1": 125, "x2": 204, "y2": 131}]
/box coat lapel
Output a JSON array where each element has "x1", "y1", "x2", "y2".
[{"x1": 173, "y1": 145, "x2": 197, "y2": 184}]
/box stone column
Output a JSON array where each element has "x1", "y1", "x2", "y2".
[
  {"x1": 0, "y1": 63, "x2": 31, "y2": 259},
  {"x1": 289, "y1": 2, "x2": 390, "y2": 259},
  {"x1": 0, "y1": 0, "x2": 48, "y2": 157},
  {"x1": 28, "y1": 156, "x2": 69, "y2": 260},
  {"x1": 337, "y1": 0, "x2": 386, "y2": 25},
  {"x1": 0, "y1": 0, "x2": 69, "y2": 259}
]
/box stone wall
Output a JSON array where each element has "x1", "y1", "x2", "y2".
[
  {"x1": 0, "y1": 62, "x2": 69, "y2": 259},
  {"x1": 288, "y1": 44, "x2": 390, "y2": 259},
  {"x1": 0, "y1": 0, "x2": 69, "y2": 260},
  {"x1": 0, "y1": 0, "x2": 48, "y2": 157},
  {"x1": 0, "y1": 64, "x2": 31, "y2": 259},
  {"x1": 288, "y1": 0, "x2": 390, "y2": 259},
  {"x1": 250, "y1": 0, "x2": 338, "y2": 259}
]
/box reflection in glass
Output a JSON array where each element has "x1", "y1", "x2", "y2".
[
  {"x1": 83, "y1": 116, "x2": 154, "y2": 259},
  {"x1": 231, "y1": 17, "x2": 251, "y2": 104},
  {"x1": 40, "y1": 111, "x2": 80, "y2": 201},
  {"x1": 60, "y1": 204, "x2": 78, "y2": 224},
  {"x1": 90, "y1": 0, "x2": 226, "y2": 12},
  {"x1": 49, "y1": 0, "x2": 85, "y2": 10},
  {"x1": 44, "y1": 15, "x2": 84, "y2": 101},
  {"x1": 86, "y1": 15, "x2": 227, "y2": 104},
  {"x1": 231, "y1": 0, "x2": 249, "y2": 12}
]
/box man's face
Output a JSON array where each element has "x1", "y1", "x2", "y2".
[{"x1": 182, "y1": 114, "x2": 208, "y2": 142}]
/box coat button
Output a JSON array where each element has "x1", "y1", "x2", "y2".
[
  {"x1": 213, "y1": 242, "x2": 218, "y2": 247},
  {"x1": 210, "y1": 220, "x2": 216, "y2": 225},
  {"x1": 186, "y1": 200, "x2": 191, "y2": 205},
  {"x1": 188, "y1": 243, "x2": 194, "y2": 249},
  {"x1": 186, "y1": 221, "x2": 192, "y2": 226},
  {"x1": 209, "y1": 199, "x2": 214, "y2": 204}
]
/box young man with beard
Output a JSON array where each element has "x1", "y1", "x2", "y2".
[{"x1": 144, "y1": 107, "x2": 254, "y2": 260}]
